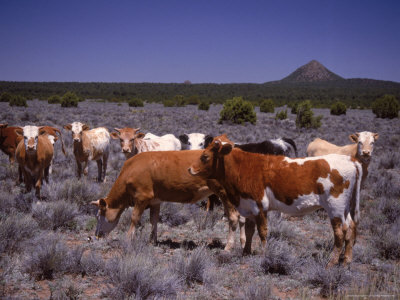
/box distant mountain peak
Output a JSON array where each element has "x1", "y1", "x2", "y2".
[{"x1": 281, "y1": 60, "x2": 344, "y2": 82}]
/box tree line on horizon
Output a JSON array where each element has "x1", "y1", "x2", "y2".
[{"x1": 1, "y1": 79, "x2": 400, "y2": 108}]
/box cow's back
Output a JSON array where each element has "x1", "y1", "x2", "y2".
[
  {"x1": 83, "y1": 127, "x2": 110, "y2": 159},
  {"x1": 307, "y1": 138, "x2": 356, "y2": 157},
  {"x1": 121, "y1": 150, "x2": 209, "y2": 203}
]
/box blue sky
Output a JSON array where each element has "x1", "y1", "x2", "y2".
[{"x1": 0, "y1": 0, "x2": 399, "y2": 83}]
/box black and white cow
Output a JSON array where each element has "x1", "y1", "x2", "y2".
[
  {"x1": 235, "y1": 137, "x2": 298, "y2": 157},
  {"x1": 179, "y1": 133, "x2": 214, "y2": 150}
]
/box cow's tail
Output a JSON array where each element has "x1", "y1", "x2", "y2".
[
  {"x1": 350, "y1": 161, "x2": 362, "y2": 224},
  {"x1": 53, "y1": 127, "x2": 67, "y2": 156},
  {"x1": 282, "y1": 138, "x2": 298, "y2": 157}
]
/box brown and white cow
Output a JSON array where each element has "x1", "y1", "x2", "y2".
[
  {"x1": 64, "y1": 122, "x2": 110, "y2": 182},
  {"x1": 307, "y1": 131, "x2": 378, "y2": 182},
  {"x1": 189, "y1": 135, "x2": 362, "y2": 266},
  {"x1": 15, "y1": 126, "x2": 54, "y2": 199},
  {"x1": 91, "y1": 150, "x2": 241, "y2": 251},
  {"x1": 111, "y1": 128, "x2": 181, "y2": 159}
]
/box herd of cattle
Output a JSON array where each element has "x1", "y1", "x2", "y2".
[{"x1": 0, "y1": 121, "x2": 379, "y2": 267}]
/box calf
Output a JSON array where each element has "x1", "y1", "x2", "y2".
[
  {"x1": 189, "y1": 135, "x2": 362, "y2": 266},
  {"x1": 179, "y1": 133, "x2": 214, "y2": 150},
  {"x1": 91, "y1": 150, "x2": 241, "y2": 251},
  {"x1": 111, "y1": 127, "x2": 181, "y2": 159},
  {"x1": 64, "y1": 122, "x2": 110, "y2": 182},
  {"x1": 15, "y1": 126, "x2": 54, "y2": 199},
  {"x1": 307, "y1": 131, "x2": 378, "y2": 182}
]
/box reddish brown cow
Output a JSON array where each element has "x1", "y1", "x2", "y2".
[
  {"x1": 0, "y1": 123, "x2": 23, "y2": 164},
  {"x1": 91, "y1": 150, "x2": 241, "y2": 251},
  {"x1": 15, "y1": 126, "x2": 54, "y2": 199},
  {"x1": 110, "y1": 127, "x2": 143, "y2": 159},
  {"x1": 189, "y1": 135, "x2": 362, "y2": 266}
]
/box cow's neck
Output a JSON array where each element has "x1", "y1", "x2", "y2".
[
  {"x1": 354, "y1": 152, "x2": 370, "y2": 182},
  {"x1": 105, "y1": 170, "x2": 132, "y2": 210},
  {"x1": 73, "y1": 134, "x2": 89, "y2": 160}
]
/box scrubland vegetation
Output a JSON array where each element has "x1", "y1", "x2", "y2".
[{"x1": 0, "y1": 100, "x2": 399, "y2": 299}]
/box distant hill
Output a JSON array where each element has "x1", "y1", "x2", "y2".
[
  {"x1": 1, "y1": 60, "x2": 399, "y2": 108},
  {"x1": 280, "y1": 60, "x2": 344, "y2": 82}
]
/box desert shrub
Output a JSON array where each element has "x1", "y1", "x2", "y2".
[
  {"x1": 268, "y1": 212, "x2": 298, "y2": 241},
  {"x1": 163, "y1": 99, "x2": 175, "y2": 107},
  {"x1": 0, "y1": 92, "x2": 13, "y2": 102},
  {"x1": 289, "y1": 102, "x2": 299, "y2": 114},
  {"x1": 50, "y1": 279, "x2": 82, "y2": 300},
  {"x1": 0, "y1": 213, "x2": 38, "y2": 253},
  {"x1": 105, "y1": 252, "x2": 180, "y2": 299},
  {"x1": 330, "y1": 101, "x2": 347, "y2": 115},
  {"x1": 32, "y1": 201, "x2": 78, "y2": 231},
  {"x1": 295, "y1": 100, "x2": 322, "y2": 128},
  {"x1": 304, "y1": 259, "x2": 350, "y2": 297},
  {"x1": 372, "y1": 224, "x2": 400, "y2": 260},
  {"x1": 193, "y1": 209, "x2": 221, "y2": 232},
  {"x1": 187, "y1": 94, "x2": 200, "y2": 105},
  {"x1": 240, "y1": 281, "x2": 272, "y2": 300},
  {"x1": 61, "y1": 91, "x2": 79, "y2": 107},
  {"x1": 198, "y1": 101, "x2": 210, "y2": 111},
  {"x1": 160, "y1": 203, "x2": 191, "y2": 227},
  {"x1": 48, "y1": 95, "x2": 61, "y2": 104},
  {"x1": 173, "y1": 246, "x2": 214, "y2": 286},
  {"x1": 219, "y1": 96, "x2": 256, "y2": 125},
  {"x1": 128, "y1": 98, "x2": 144, "y2": 107},
  {"x1": 372, "y1": 94, "x2": 399, "y2": 119},
  {"x1": 174, "y1": 95, "x2": 187, "y2": 107},
  {"x1": 81, "y1": 251, "x2": 106, "y2": 276},
  {"x1": 259, "y1": 99, "x2": 275, "y2": 113},
  {"x1": 260, "y1": 238, "x2": 297, "y2": 275},
  {"x1": 24, "y1": 234, "x2": 69, "y2": 280},
  {"x1": 275, "y1": 109, "x2": 288, "y2": 120},
  {"x1": 378, "y1": 151, "x2": 400, "y2": 169},
  {"x1": 9, "y1": 95, "x2": 27, "y2": 107}
]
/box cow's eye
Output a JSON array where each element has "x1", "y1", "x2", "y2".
[{"x1": 200, "y1": 155, "x2": 208, "y2": 163}]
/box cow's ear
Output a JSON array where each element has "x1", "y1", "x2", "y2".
[
  {"x1": 220, "y1": 143, "x2": 233, "y2": 156},
  {"x1": 82, "y1": 124, "x2": 90, "y2": 131},
  {"x1": 204, "y1": 135, "x2": 213, "y2": 148},
  {"x1": 15, "y1": 127, "x2": 23, "y2": 136},
  {"x1": 373, "y1": 133, "x2": 379, "y2": 141},
  {"x1": 136, "y1": 132, "x2": 145, "y2": 139},
  {"x1": 349, "y1": 134, "x2": 358, "y2": 143},
  {"x1": 110, "y1": 132, "x2": 120, "y2": 139},
  {"x1": 179, "y1": 134, "x2": 188, "y2": 144},
  {"x1": 38, "y1": 126, "x2": 47, "y2": 136},
  {"x1": 91, "y1": 198, "x2": 107, "y2": 209},
  {"x1": 0, "y1": 123, "x2": 7, "y2": 129},
  {"x1": 63, "y1": 124, "x2": 72, "y2": 131}
]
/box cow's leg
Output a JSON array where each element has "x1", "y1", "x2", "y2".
[
  {"x1": 83, "y1": 161, "x2": 88, "y2": 177},
  {"x1": 76, "y1": 159, "x2": 82, "y2": 178},
  {"x1": 44, "y1": 165, "x2": 50, "y2": 183},
  {"x1": 239, "y1": 216, "x2": 246, "y2": 248},
  {"x1": 96, "y1": 159, "x2": 102, "y2": 182},
  {"x1": 17, "y1": 165, "x2": 23, "y2": 185},
  {"x1": 149, "y1": 204, "x2": 160, "y2": 244},
  {"x1": 35, "y1": 170, "x2": 44, "y2": 199},
  {"x1": 344, "y1": 219, "x2": 357, "y2": 265},
  {"x1": 49, "y1": 159, "x2": 53, "y2": 174},
  {"x1": 243, "y1": 217, "x2": 256, "y2": 255},
  {"x1": 128, "y1": 201, "x2": 148, "y2": 240},
  {"x1": 328, "y1": 217, "x2": 344, "y2": 267},
  {"x1": 102, "y1": 152, "x2": 109, "y2": 182},
  {"x1": 255, "y1": 211, "x2": 268, "y2": 252},
  {"x1": 9, "y1": 154, "x2": 15, "y2": 164},
  {"x1": 23, "y1": 170, "x2": 32, "y2": 193}
]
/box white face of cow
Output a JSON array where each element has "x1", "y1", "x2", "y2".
[
  {"x1": 64, "y1": 122, "x2": 89, "y2": 143},
  {"x1": 22, "y1": 126, "x2": 40, "y2": 151},
  {"x1": 180, "y1": 133, "x2": 213, "y2": 150},
  {"x1": 350, "y1": 131, "x2": 379, "y2": 163}
]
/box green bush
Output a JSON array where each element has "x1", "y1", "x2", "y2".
[
  {"x1": 260, "y1": 99, "x2": 275, "y2": 113},
  {"x1": 372, "y1": 94, "x2": 399, "y2": 119},
  {"x1": 295, "y1": 100, "x2": 322, "y2": 128},
  {"x1": 0, "y1": 92, "x2": 13, "y2": 102},
  {"x1": 330, "y1": 101, "x2": 347, "y2": 115},
  {"x1": 174, "y1": 95, "x2": 187, "y2": 107},
  {"x1": 275, "y1": 110, "x2": 288, "y2": 120},
  {"x1": 163, "y1": 99, "x2": 175, "y2": 107},
  {"x1": 48, "y1": 95, "x2": 61, "y2": 104},
  {"x1": 219, "y1": 96, "x2": 256, "y2": 125},
  {"x1": 61, "y1": 92, "x2": 79, "y2": 107},
  {"x1": 198, "y1": 101, "x2": 210, "y2": 111},
  {"x1": 289, "y1": 102, "x2": 299, "y2": 114},
  {"x1": 9, "y1": 95, "x2": 27, "y2": 107},
  {"x1": 187, "y1": 95, "x2": 200, "y2": 105},
  {"x1": 128, "y1": 98, "x2": 144, "y2": 107}
]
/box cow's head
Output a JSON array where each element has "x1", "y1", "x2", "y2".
[
  {"x1": 0, "y1": 123, "x2": 8, "y2": 129},
  {"x1": 179, "y1": 133, "x2": 214, "y2": 150},
  {"x1": 110, "y1": 127, "x2": 144, "y2": 155},
  {"x1": 349, "y1": 131, "x2": 379, "y2": 163},
  {"x1": 63, "y1": 122, "x2": 89, "y2": 143},
  {"x1": 0, "y1": 123, "x2": 8, "y2": 145},
  {"x1": 90, "y1": 198, "x2": 123, "y2": 238},
  {"x1": 189, "y1": 134, "x2": 234, "y2": 178},
  {"x1": 15, "y1": 125, "x2": 47, "y2": 152}
]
